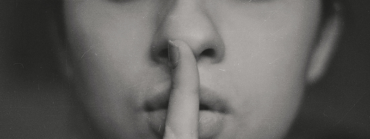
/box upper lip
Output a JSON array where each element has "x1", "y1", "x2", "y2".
[{"x1": 145, "y1": 86, "x2": 229, "y2": 114}]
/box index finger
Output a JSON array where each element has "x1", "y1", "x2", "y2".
[{"x1": 163, "y1": 40, "x2": 200, "y2": 139}]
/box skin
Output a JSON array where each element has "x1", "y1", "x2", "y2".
[
  {"x1": 63, "y1": 0, "x2": 323, "y2": 138},
  {"x1": 164, "y1": 40, "x2": 199, "y2": 139}
]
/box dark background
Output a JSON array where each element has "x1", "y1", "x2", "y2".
[{"x1": 0, "y1": 1, "x2": 369, "y2": 138}]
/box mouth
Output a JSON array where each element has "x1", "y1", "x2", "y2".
[{"x1": 145, "y1": 86, "x2": 229, "y2": 139}]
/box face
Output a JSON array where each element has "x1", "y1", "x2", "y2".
[{"x1": 63, "y1": 0, "x2": 321, "y2": 138}]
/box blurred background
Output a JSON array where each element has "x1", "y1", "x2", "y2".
[{"x1": 0, "y1": 1, "x2": 369, "y2": 138}]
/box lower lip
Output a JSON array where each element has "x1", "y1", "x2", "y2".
[{"x1": 147, "y1": 110, "x2": 225, "y2": 139}]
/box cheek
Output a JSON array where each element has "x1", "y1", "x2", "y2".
[
  {"x1": 64, "y1": 2, "x2": 168, "y2": 137},
  {"x1": 209, "y1": 1, "x2": 320, "y2": 137},
  {"x1": 217, "y1": 37, "x2": 308, "y2": 138},
  {"x1": 215, "y1": 0, "x2": 319, "y2": 107}
]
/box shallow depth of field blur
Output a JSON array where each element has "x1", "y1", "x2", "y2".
[{"x1": 0, "y1": 1, "x2": 369, "y2": 138}]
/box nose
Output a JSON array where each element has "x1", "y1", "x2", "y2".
[{"x1": 151, "y1": 0, "x2": 225, "y2": 65}]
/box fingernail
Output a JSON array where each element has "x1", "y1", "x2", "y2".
[{"x1": 168, "y1": 40, "x2": 180, "y2": 69}]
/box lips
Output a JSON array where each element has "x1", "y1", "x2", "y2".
[{"x1": 145, "y1": 86, "x2": 229, "y2": 138}]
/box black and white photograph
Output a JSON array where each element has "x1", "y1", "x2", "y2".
[{"x1": 0, "y1": 0, "x2": 369, "y2": 138}]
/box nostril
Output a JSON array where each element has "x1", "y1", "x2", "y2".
[
  {"x1": 199, "y1": 103, "x2": 210, "y2": 110},
  {"x1": 154, "y1": 47, "x2": 169, "y2": 64},
  {"x1": 200, "y1": 48, "x2": 216, "y2": 58},
  {"x1": 158, "y1": 48, "x2": 169, "y2": 59}
]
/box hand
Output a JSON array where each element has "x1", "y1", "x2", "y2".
[{"x1": 163, "y1": 40, "x2": 200, "y2": 139}]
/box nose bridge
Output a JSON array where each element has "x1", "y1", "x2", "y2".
[{"x1": 161, "y1": 0, "x2": 217, "y2": 55}]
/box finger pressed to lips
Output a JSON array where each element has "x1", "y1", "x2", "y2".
[{"x1": 164, "y1": 40, "x2": 200, "y2": 139}]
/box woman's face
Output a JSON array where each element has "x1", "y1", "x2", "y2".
[{"x1": 64, "y1": 0, "x2": 321, "y2": 138}]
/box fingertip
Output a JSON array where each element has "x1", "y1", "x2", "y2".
[{"x1": 168, "y1": 40, "x2": 180, "y2": 69}]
